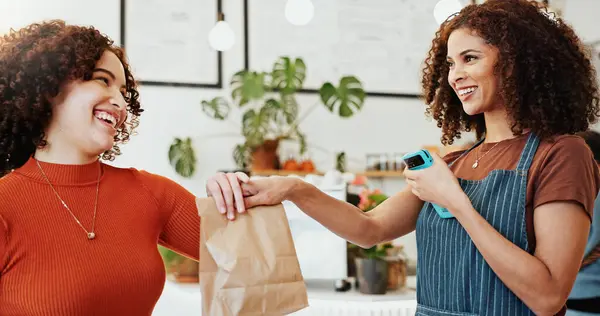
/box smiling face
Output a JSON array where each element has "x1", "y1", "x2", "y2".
[
  {"x1": 45, "y1": 50, "x2": 128, "y2": 158},
  {"x1": 446, "y1": 28, "x2": 502, "y2": 116}
]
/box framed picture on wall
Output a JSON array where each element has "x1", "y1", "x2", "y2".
[
  {"x1": 121, "y1": 0, "x2": 222, "y2": 88},
  {"x1": 242, "y1": 0, "x2": 443, "y2": 98}
]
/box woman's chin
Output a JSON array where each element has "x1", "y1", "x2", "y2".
[
  {"x1": 91, "y1": 139, "x2": 115, "y2": 155},
  {"x1": 462, "y1": 104, "x2": 483, "y2": 116}
]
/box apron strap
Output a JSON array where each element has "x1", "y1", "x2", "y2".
[{"x1": 516, "y1": 133, "x2": 540, "y2": 172}]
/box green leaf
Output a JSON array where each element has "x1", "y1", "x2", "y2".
[
  {"x1": 272, "y1": 57, "x2": 306, "y2": 93},
  {"x1": 263, "y1": 97, "x2": 298, "y2": 125},
  {"x1": 231, "y1": 70, "x2": 267, "y2": 106},
  {"x1": 201, "y1": 97, "x2": 230, "y2": 120},
  {"x1": 242, "y1": 109, "x2": 269, "y2": 147},
  {"x1": 158, "y1": 246, "x2": 184, "y2": 266},
  {"x1": 368, "y1": 193, "x2": 388, "y2": 205},
  {"x1": 319, "y1": 76, "x2": 366, "y2": 118},
  {"x1": 233, "y1": 143, "x2": 251, "y2": 169},
  {"x1": 262, "y1": 99, "x2": 283, "y2": 122},
  {"x1": 280, "y1": 93, "x2": 299, "y2": 124},
  {"x1": 336, "y1": 152, "x2": 346, "y2": 172},
  {"x1": 168, "y1": 137, "x2": 196, "y2": 178},
  {"x1": 319, "y1": 83, "x2": 336, "y2": 111},
  {"x1": 296, "y1": 129, "x2": 307, "y2": 155}
]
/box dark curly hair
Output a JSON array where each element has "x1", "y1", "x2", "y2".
[
  {"x1": 0, "y1": 19, "x2": 142, "y2": 174},
  {"x1": 578, "y1": 130, "x2": 600, "y2": 162},
  {"x1": 422, "y1": 0, "x2": 600, "y2": 145}
]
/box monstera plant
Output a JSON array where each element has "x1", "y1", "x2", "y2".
[{"x1": 169, "y1": 56, "x2": 366, "y2": 177}]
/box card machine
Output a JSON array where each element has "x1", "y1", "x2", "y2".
[{"x1": 402, "y1": 150, "x2": 454, "y2": 219}]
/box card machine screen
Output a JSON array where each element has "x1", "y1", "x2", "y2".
[{"x1": 404, "y1": 155, "x2": 425, "y2": 169}]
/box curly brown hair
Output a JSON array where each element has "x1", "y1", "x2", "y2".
[
  {"x1": 0, "y1": 20, "x2": 142, "y2": 174},
  {"x1": 422, "y1": 0, "x2": 600, "y2": 145}
]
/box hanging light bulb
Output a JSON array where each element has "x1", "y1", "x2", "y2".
[
  {"x1": 285, "y1": 0, "x2": 315, "y2": 26},
  {"x1": 433, "y1": 0, "x2": 463, "y2": 25},
  {"x1": 208, "y1": 12, "x2": 235, "y2": 51}
]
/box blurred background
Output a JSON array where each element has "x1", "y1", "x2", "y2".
[{"x1": 1, "y1": 0, "x2": 598, "y2": 314}]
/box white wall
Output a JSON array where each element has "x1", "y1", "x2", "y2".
[
  {"x1": 113, "y1": 0, "x2": 600, "y2": 197},
  {"x1": 108, "y1": 1, "x2": 447, "y2": 197},
  {"x1": 1, "y1": 0, "x2": 599, "y2": 260}
]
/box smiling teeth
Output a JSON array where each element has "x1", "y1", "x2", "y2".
[
  {"x1": 458, "y1": 87, "x2": 477, "y2": 96},
  {"x1": 94, "y1": 112, "x2": 117, "y2": 128}
]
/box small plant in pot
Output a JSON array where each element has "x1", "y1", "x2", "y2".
[
  {"x1": 349, "y1": 188, "x2": 393, "y2": 294},
  {"x1": 168, "y1": 56, "x2": 366, "y2": 177},
  {"x1": 158, "y1": 246, "x2": 199, "y2": 283}
]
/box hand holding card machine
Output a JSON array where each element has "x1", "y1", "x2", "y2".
[{"x1": 402, "y1": 150, "x2": 454, "y2": 219}]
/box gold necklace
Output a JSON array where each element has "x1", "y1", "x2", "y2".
[
  {"x1": 472, "y1": 142, "x2": 501, "y2": 169},
  {"x1": 36, "y1": 159, "x2": 101, "y2": 240}
]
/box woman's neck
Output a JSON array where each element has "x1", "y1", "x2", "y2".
[
  {"x1": 34, "y1": 142, "x2": 99, "y2": 165},
  {"x1": 483, "y1": 109, "x2": 521, "y2": 143}
]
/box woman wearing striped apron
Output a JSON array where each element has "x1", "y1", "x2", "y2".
[{"x1": 207, "y1": 1, "x2": 600, "y2": 315}]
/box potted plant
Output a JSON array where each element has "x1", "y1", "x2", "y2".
[
  {"x1": 168, "y1": 56, "x2": 366, "y2": 177},
  {"x1": 158, "y1": 246, "x2": 199, "y2": 283},
  {"x1": 349, "y1": 188, "x2": 394, "y2": 294}
]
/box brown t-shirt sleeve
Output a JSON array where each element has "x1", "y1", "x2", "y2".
[{"x1": 532, "y1": 136, "x2": 599, "y2": 219}]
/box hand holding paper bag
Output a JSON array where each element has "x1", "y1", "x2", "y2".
[{"x1": 196, "y1": 197, "x2": 309, "y2": 315}]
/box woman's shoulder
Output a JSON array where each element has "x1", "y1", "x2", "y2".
[
  {"x1": 541, "y1": 133, "x2": 587, "y2": 147},
  {"x1": 103, "y1": 164, "x2": 178, "y2": 185},
  {"x1": 0, "y1": 171, "x2": 32, "y2": 195},
  {"x1": 536, "y1": 134, "x2": 591, "y2": 161},
  {"x1": 528, "y1": 133, "x2": 595, "y2": 182},
  {"x1": 102, "y1": 164, "x2": 194, "y2": 197}
]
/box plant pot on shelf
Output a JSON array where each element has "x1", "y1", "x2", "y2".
[
  {"x1": 160, "y1": 246, "x2": 199, "y2": 283},
  {"x1": 355, "y1": 257, "x2": 389, "y2": 295},
  {"x1": 346, "y1": 243, "x2": 361, "y2": 278},
  {"x1": 168, "y1": 257, "x2": 199, "y2": 283},
  {"x1": 250, "y1": 139, "x2": 280, "y2": 171},
  {"x1": 387, "y1": 259, "x2": 407, "y2": 290}
]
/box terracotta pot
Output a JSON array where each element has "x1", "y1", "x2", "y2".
[
  {"x1": 387, "y1": 259, "x2": 407, "y2": 290},
  {"x1": 355, "y1": 257, "x2": 388, "y2": 295},
  {"x1": 250, "y1": 139, "x2": 280, "y2": 171}
]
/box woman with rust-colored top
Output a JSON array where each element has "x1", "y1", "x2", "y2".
[
  {"x1": 0, "y1": 21, "x2": 207, "y2": 315},
  {"x1": 205, "y1": 1, "x2": 600, "y2": 315}
]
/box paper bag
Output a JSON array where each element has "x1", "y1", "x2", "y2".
[{"x1": 196, "y1": 197, "x2": 309, "y2": 315}]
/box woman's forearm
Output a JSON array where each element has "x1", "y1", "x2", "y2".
[{"x1": 285, "y1": 180, "x2": 377, "y2": 248}]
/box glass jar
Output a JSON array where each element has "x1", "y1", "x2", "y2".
[
  {"x1": 393, "y1": 153, "x2": 406, "y2": 171},
  {"x1": 366, "y1": 154, "x2": 379, "y2": 171},
  {"x1": 379, "y1": 153, "x2": 390, "y2": 171}
]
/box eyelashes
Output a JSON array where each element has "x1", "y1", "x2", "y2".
[
  {"x1": 95, "y1": 77, "x2": 109, "y2": 85},
  {"x1": 94, "y1": 76, "x2": 128, "y2": 99},
  {"x1": 464, "y1": 55, "x2": 477, "y2": 62},
  {"x1": 446, "y1": 55, "x2": 478, "y2": 67}
]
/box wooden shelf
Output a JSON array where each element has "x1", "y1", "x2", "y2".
[
  {"x1": 250, "y1": 169, "x2": 404, "y2": 178},
  {"x1": 356, "y1": 170, "x2": 405, "y2": 178}
]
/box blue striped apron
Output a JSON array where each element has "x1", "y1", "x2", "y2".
[{"x1": 415, "y1": 133, "x2": 539, "y2": 316}]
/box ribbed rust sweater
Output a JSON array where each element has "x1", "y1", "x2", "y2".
[{"x1": 0, "y1": 157, "x2": 200, "y2": 315}]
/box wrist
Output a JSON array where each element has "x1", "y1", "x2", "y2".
[
  {"x1": 285, "y1": 178, "x2": 309, "y2": 202},
  {"x1": 449, "y1": 192, "x2": 473, "y2": 217}
]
